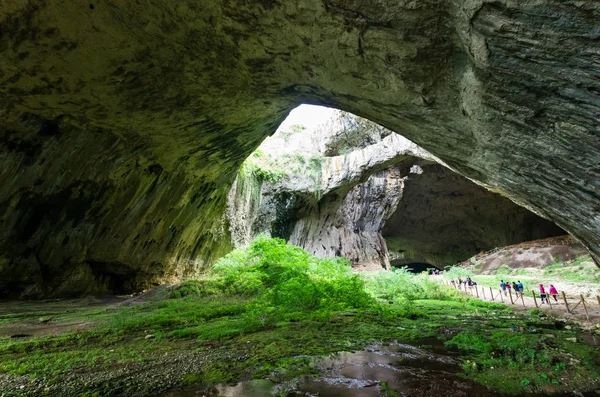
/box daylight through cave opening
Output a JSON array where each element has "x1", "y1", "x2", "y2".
[{"x1": 226, "y1": 105, "x2": 569, "y2": 272}]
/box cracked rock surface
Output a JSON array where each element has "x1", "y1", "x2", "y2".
[
  {"x1": 227, "y1": 113, "x2": 565, "y2": 270},
  {"x1": 0, "y1": 0, "x2": 598, "y2": 296}
]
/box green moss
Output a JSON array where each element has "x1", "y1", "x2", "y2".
[{"x1": 1, "y1": 238, "x2": 599, "y2": 396}]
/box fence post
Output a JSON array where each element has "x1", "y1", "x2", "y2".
[
  {"x1": 482, "y1": 287, "x2": 486, "y2": 300},
  {"x1": 500, "y1": 289, "x2": 504, "y2": 303},
  {"x1": 581, "y1": 295, "x2": 590, "y2": 323},
  {"x1": 475, "y1": 286, "x2": 479, "y2": 298},
  {"x1": 562, "y1": 291, "x2": 570, "y2": 313},
  {"x1": 532, "y1": 290, "x2": 538, "y2": 308},
  {"x1": 490, "y1": 287, "x2": 494, "y2": 301},
  {"x1": 509, "y1": 288, "x2": 514, "y2": 304},
  {"x1": 520, "y1": 292, "x2": 525, "y2": 307}
]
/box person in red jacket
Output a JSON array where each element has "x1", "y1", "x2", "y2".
[
  {"x1": 539, "y1": 284, "x2": 549, "y2": 304},
  {"x1": 549, "y1": 285, "x2": 559, "y2": 302}
]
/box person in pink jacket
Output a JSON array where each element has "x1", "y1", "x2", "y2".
[
  {"x1": 549, "y1": 285, "x2": 559, "y2": 302},
  {"x1": 539, "y1": 284, "x2": 549, "y2": 304}
]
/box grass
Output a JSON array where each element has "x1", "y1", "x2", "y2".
[
  {"x1": 457, "y1": 255, "x2": 600, "y2": 284},
  {"x1": 1, "y1": 237, "x2": 599, "y2": 396}
]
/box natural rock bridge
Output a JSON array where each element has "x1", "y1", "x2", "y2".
[{"x1": 0, "y1": 1, "x2": 598, "y2": 297}]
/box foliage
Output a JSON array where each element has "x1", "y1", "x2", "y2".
[
  {"x1": 363, "y1": 268, "x2": 462, "y2": 302},
  {"x1": 210, "y1": 235, "x2": 373, "y2": 322},
  {"x1": 278, "y1": 124, "x2": 306, "y2": 141},
  {"x1": 443, "y1": 266, "x2": 474, "y2": 280},
  {"x1": 239, "y1": 149, "x2": 288, "y2": 183},
  {"x1": 2, "y1": 237, "x2": 600, "y2": 396},
  {"x1": 306, "y1": 154, "x2": 324, "y2": 198},
  {"x1": 455, "y1": 254, "x2": 599, "y2": 285}
]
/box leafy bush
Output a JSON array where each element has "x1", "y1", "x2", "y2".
[
  {"x1": 169, "y1": 280, "x2": 203, "y2": 298},
  {"x1": 209, "y1": 236, "x2": 373, "y2": 322},
  {"x1": 363, "y1": 268, "x2": 460, "y2": 302},
  {"x1": 443, "y1": 266, "x2": 474, "y2": 279}
]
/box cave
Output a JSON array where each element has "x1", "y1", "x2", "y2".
[
  {"x1": 391, "y1": 262, "x2": 439, "y2": 274},
  {"x1": 383, "y1": 163, "x2": 567, "y2": 267},
  {"x1": 227, "y1": 107, "x2": 568, "y2": 271},
  {"x1": 0, "y1": 1, "x2": 599, "y2": 298}
]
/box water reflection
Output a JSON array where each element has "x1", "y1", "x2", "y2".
[
  {"x1": 160, "y1": 340, "x2": 598, "y2": 397},
  {"x1": 160, "y1": 342, "x2": 505, "y2": 397}
]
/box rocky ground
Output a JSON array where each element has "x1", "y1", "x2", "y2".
[{"x1": 1, "y1": 288, "x2": 600, "y2": 396}]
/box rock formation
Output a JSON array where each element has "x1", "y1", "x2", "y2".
[
  {"x1": 228, "y1": 112, "x2": 565, "y2": 270},
  {"x1": 457, "y1": 236, "x2": 590, "y2": 274},
  {"x1": 0, "y1": 1, "x2": 598, "y2": 296},
  {"x1": 226, "y1": 114, "x2": 431, "y2": 270}
]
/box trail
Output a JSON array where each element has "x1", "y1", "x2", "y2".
[{"x1": 434, "y1": 276, "x2": 600, "y2": 329}]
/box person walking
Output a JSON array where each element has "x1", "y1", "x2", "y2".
[
  {"x1": 512, "y1": 282, "x2": 519, "y2": 298},
  {"x1": 549, "y1": 285, "x2": 559, "y2": 302},
  {"x1": 500, "y1": 280, "x2": 507, "y2": 296},
  {"x1": 517, "y1": 280, "x2": 524, "y2": 295},
  {"x1": 539, "y1": 284, "x2": 549, "y2": 304}
]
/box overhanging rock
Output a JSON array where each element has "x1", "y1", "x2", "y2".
[{"x1": 0, "y1": 1, "x2": 599, "y2": 296}]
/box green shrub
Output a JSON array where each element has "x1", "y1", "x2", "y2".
[
  {"x1": 209, "y1": 236, "x2": 374, "y2": 321},
  {"x1": 363, "y1": 269, "x2": 460, "y2": 302},
  {"x1": 443, "y1": 267, "x2": 474, "y2": 279}
]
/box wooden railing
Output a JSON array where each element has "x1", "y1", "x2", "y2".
[{"x1": 440, "y1": 278, "x2": 600, "y2": 325}]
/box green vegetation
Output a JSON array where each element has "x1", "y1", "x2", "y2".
[
  {"x1": 239, "y1": 150, "x2": 289, "y2": 183},
  {"x1": 1, "y1": 237, "x2": 599, "y2": 396},
  {"x1": 278, "y1": 124, "x2": 306, "y2": 141},
  {"x1": 463, "y1": 255, "x2": 600, "y2": 284},
  {"x1": 237, "y1": 146, "x2": 325, "y2": 200},
  {"x1": 445, "y1": 255, "x2": 600, "y2": 295},
  {"x1": 306, "y1": 154, "x2": 324, "y2": 198}
]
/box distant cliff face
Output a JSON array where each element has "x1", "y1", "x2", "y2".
[
  {"x1": 227, "y1": 114, "x2": 566, "y2": 270},
  {"x1": 1, "y1": 1, "x2": 599, "y2": 297},
  {"x1": 226, "y1": 114, "x2": 429, "y2": 270},
  {"x1": 288, "y1": 166, "x2": 404, "y2": 271}
]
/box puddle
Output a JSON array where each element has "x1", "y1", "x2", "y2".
[
  {"x1": 161, "y1": 380, "x2": 276, "y2": 397},
  {"x1": 161, "y1": 339, "x2": 600, "y2": 397},
  {"x1": 160, "y1": 342, "x2": 505, "y2": 397}
]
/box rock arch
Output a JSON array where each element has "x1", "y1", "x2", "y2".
[{"x1": 0, "y1": 1, "x2": 598, "y2": 296}]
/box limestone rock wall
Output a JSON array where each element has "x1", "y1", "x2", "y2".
[
  {"x1": 289, "y1": 166, "x2": 405, "y2": 270},
  {"x1": 228, "y1": 120, "x2": 566, "y2": 271},
  {"x1": 0, "y1": 0, "x2": 598, "y2": 296},
  {"x1": 0, "y1": 115, "x2": 235, "y2": 297},
  {"x1": 226, "y1": 117, "x2": 425, "y2": 269}
]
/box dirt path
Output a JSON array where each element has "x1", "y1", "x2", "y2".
[
  {"x1": 474, "y1": 275, "x2": 600, "y2": 300},
  {"x1": 434, "y1": 276, "x2": 600, "y2": 329},
  {"x1": 0, "y1": 286, "x2": 171, "y2": 338}
]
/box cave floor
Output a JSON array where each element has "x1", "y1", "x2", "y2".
[{"x1": 1, "y1": 293, "x2": 600, "y2": 397}]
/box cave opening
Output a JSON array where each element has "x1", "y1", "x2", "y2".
[
  {"x1": 392, "y1": 262, "x2": 439, "y2": 274},
  {"x1": 226, "y1": 104, "x2": 568, "y2": 272}
]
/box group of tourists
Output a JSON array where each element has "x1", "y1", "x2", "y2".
[
  {"x1": 537, "y1": 283, "x2": 559, "y2": 304},
  {"x1": 440, "y1": 273, "x2": 564, "y2": 307},
  {"x1": 499, "y1": 280, "x2": 524, "y2": 297},
  {"x1": 458, "y1": 277, "x2": 477, "y2": 287},
  {"x1": 500, "y1": 280, "x2": 559, "y2": 303}
]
